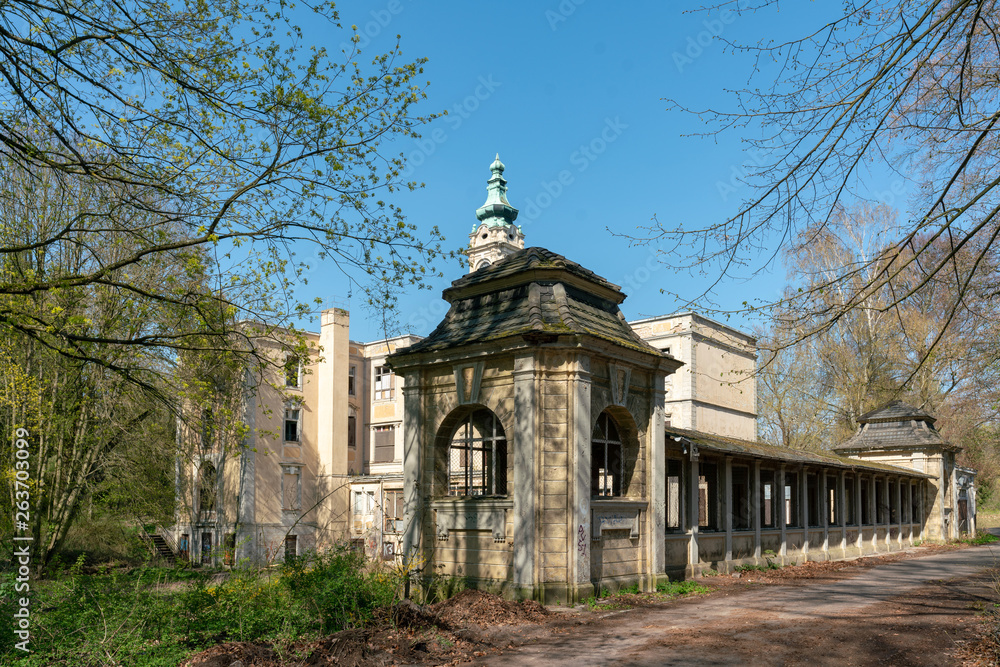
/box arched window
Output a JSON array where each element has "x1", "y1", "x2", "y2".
[
  {"x1": 592, "y1": 412, "x2": 623, "y2": 497},
  {"x1": 448, "y1": 409, "x2": 507, "y2": 497},
  {"x1": 199, "y1": 462, "x2": 217, "y2": 513}
]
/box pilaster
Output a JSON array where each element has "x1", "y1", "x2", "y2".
[{"x1": 513, "y1": 353, "x2": 539, "y2": 597}]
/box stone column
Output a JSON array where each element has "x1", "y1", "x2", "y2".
[
  {"x1": 895, "y1": 477, "x2": 903, "y2": 549},
  {"x1": 905, "y1": 481, "x2": 913, "y2": 545},
  {"x1": 869, "y1": 475, "x2": 878, "y2": 552},
  {"x1": 688, "y1": 453, "x2": 700, "y2": 573},
  {"x1": 649, "y1": 371, "x2": 667, "y2": 581},
  {"x1": 883, "y1": 476, "x2": 891, "y2": 550},
  {"x1": 401, "y1": 370, "x2": 423, "y2": 573},
  {"x1": 838, "y1": 471, "x2": 847, "y2": 555},
  {"x1": 920, "y1": 479, "x2": 927, "y2": 540},
  {"x1": 938, "y1": 457, "x2": 947, "y2": 540},
  {"x1": 513, "y1": 353, "x2": 539, "y2": 598},
  {"x1": 821, "y1": 472, "x2": 829, "y2": 557},
  {"x1": 950, "y1": 457, "x2": 959, "y2": 540},
  {"x1": 724, "y1": 457, "x2": 733, "y2": 563},
  {"x1": 753, "y1": 460, "x2": 761, "y2": 561},
  {"x1": 854, "y1": 474, "x2": 862, "y2": 552},
  {"x1": 778, "y1": 465, "x2": 787, "y2": 559},
  {"x1": 801, "y1": 466, "x2": 810, "y2": 557},
  {"x1": 970, "y1": 481, "x2": 977, "y2": 536}
]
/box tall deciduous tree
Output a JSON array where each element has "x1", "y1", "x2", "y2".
[
  {"x1": 758, "y1": 203, "x2": 1000, "y2": 475},
  {"x1": 0, "y1": 0, "x2": 446, "y2": 383},
  {"x1": 648, "y1": 1, "x2": 1000, "y2": 372},
  {"x1": 0, "y1": 0, "x2": 445, "y2": 565}
]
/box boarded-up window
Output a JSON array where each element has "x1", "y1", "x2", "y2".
[
  {"x1": 284, "y1": 535, "x2": 297, "y2": 562},
  {"x1": 283, "y1": 466, "x2": 301, "y2": 510},
  {"x1": 373, "y1": 425, "x2": 395, "y2": 462}
]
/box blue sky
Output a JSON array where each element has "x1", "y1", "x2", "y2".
[{"x1": 292, "y1": 1, "x2": 850, "y2": 341}]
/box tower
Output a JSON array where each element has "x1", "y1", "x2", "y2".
[{"x1": 466, "y1": 154, "x2": 524, "y2": 272}]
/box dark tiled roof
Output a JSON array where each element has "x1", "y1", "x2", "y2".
[
  {"x1": 394, "y1": 247, "x2": 663, "y2": 357},
  {"x1": 444, "y1": 246, "x2": 621, "y2": 299},
  {"x1": 666, "y1": 426, "x2": 934, "y2": 478},
  {"x1": 857, "y1": 400, "x2": 935, "y2": 424},
  {"x1": 833, "y1": 401, "x2": 959, "y2": 453},
  {"x1": 833, "y1": 419, "x2": 958, "y2": 453}
]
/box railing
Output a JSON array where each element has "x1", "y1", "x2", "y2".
[{"x1": 137, "y1": 523, "x2": 178, "y2": 561}]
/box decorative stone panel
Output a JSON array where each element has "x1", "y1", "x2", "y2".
[
  {"x1": 432, "y1": 499, "x2": 511, "y2": 542},
  {"x1": 591, "y1": 500, "x2": 646, "y2": 540}
]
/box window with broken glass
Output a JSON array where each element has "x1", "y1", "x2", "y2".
[
  {"x1": 591, "y1": 412, "x2": 624, "y2": 497},
  {"x1": 448, "y1": 409, "x2": 507, "y2": 497}
]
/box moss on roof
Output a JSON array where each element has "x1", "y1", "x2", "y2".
[{"x1": 395, "y1": 248, "x2": 664, "y2": 358}]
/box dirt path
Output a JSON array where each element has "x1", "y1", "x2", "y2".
[{"x1": 473, "y1": 545, "x2": 1000, "y2": 666}]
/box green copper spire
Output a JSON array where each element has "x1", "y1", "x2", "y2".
[
  {"x1": 475, "y1": 153, "x2": 519, "y2": 227},
  {"x1": 467, "y1": 154, "x2": 525, "y2": 273}
]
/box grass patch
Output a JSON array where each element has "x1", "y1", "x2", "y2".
[
  {"x1": 976, "y1": 510, "x2": 1000, "y2": 531},
  {"x1": 955, "y1": 530, "x2": 1000, "y2": 546},
  {"x1": 655, "y1": 579, "x2": 710, "y2": 596},
  {"x1": 0, "y1": 547, "x2": 405, "y2": 667},
  {"x1": 582, "y1": 579, "x2": 708, "y2": 610}
]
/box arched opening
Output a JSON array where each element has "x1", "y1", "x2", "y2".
[
  {"x1": 439, "y1": 407, "x2": 508, "y2": 497},
  {"x1": 591, "y1": 409, "x2": 639, "y2": 497},
  {"x1": 592, "y1": 412, "x2": 623, "y2": 497}
]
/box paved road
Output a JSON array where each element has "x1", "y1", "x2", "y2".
[{"x1": 477, "y1": 545, "x2": 1000, "y2": 666}]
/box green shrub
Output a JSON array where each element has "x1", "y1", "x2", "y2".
[
  {"x1": 957, "y1": 530, "x2": 1000, "y2": 546},
  {"x1": 282, "y1": 547, "x2": 401, "y2": 633},
  {"x1": 655, "y1": 579, "x2": 709, "y2": 596},
  {"x1": 1, "y1": 546, "x2": 411, "y2": 666}
]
